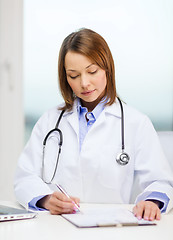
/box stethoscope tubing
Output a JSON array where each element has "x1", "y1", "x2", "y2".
[
  {"x1": 117, "y1": 97, "x2": 125, "y2": 151},
  {"x1": 42, "y1": 98, "x2": 129, "y2": 184},
  {"x1": 42, "y1": 110, "x2": 64, "y2": 184}
]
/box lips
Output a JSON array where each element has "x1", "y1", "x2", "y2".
[{"x1": 81, "y1": 89, "x2": 95, "y2": 96}]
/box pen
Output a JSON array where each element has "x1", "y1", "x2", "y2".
[{"x1": 56, "y1": 184, "x2": 81, "y2": 213}]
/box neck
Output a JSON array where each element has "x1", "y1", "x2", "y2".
[
  {"x1": 80, "y1": 93, "x2": 106, "y2": 112},
  {"x1": 80, "y1": 98, "x2": 100, "y2": 112}
]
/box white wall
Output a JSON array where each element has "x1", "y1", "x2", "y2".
[{"x1": 0, "y1": 0, "x2": 24, "y2": 201}]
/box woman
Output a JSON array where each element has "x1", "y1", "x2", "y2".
[{"x1": 14, "y1": 28, "x2": 173, "y2": 221}]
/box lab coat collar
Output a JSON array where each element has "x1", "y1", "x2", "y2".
[
  {"x1": 62, "y1": 97, "x2": 122, "y2": 119},
  {"x1": 104, "y1": 98, "x2": 122, "y2": 118},
  {"x1": 63, "y1": 100, "x2": 79, "y2": 136},
  {"x1": 61, "y1": 98, "x2": 121, "y2": 138},
  {"x1": 62, "y1": 99, "x2": 78, "y2": 116}
]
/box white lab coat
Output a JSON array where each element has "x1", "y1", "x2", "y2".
[{"x1": 14, "y1": 99, "x2": 173, "y2": 212}]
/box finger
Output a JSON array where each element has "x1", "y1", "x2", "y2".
[
  {"x1": 54, "y1": 191, "x2": 73, "y2": 202},
  {"x1": 49, "y1": 193, "x2": 75, "y2": 212},
  {"x1": 141, "y1": 201, "x2": 161, "y2": 221},
  {"x1": 155, "y1": 208, "x2": 161, "y2": 221},
  {"x1": 132, "y1": 206, "x2": 137, "y2": 217},
  {"x1": 56, "y1": 192, "x2": 80, "y2": 209},
  {"x1": 144, "y1": 201, "x2": 161, "y2": 221},
  {"x1": 148, "y1": 208, "x2": 157, "y2": 221},
  {"x1": 57, "y1": 198, "x2": 76, "y2": 210},
  {"x1": 135, "y1": 201, "x2": 145, "y2": 220},
  {"x1": 49, "y1": 199, "x2": 75, "y2": 215},
  {"x1": 53, "y1": 192, "x2": 77, "y2": 209},
  {"x1": 57, "y1": 194, "x2": 80, "y2": 211},
  {"x1": 50, "y1": 205, "x2": 74, "y2": 215},
  {"x1": 71, "y1": 196, "x2": 80, "y2": 206},
  {"x1": 48, "y1": 191, "x2": 81, "y2": 214},
  {"x1": 143, "y1": 204, "x2": 152, "y2": 221}
]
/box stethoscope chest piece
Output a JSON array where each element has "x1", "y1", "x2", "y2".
[{"x1": 116, "y1": 152, "x2": 130, "y2": 165}]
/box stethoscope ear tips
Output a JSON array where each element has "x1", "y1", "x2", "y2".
[{"x1": 116, "y1": 152, "x2": 130, "y2": 165}]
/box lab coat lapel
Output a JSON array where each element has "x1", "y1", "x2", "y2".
[
  {"x1": 92, "y1": 100, "x2": 121, "y2": 129},
  {"x1": 64, "y1": 98, "x2": 121, "y2": 135},
  {"x1": 81, "y1": 99, "x2": 121, "y2": 134},
  {"x1": 65, "y1": 101, "x2": 79, "y2": 137},
  {"x1": 104, "y1": 99, "x2": 122, "y2": 118}
]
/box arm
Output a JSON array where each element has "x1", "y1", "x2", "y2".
[
  {"x1": 14, "y1": 111, "x2": 55, "y2": 209},
  {"x1": 133, "y1": 116, "x2": 173, "y2": 219}
]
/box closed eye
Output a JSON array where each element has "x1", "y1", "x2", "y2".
[
  {"x1": 89, "y1": 70, "x2": 97, "y2": 74},
  {"x1": 69, "y1": 75, "x2": 79, "y2": 79}
]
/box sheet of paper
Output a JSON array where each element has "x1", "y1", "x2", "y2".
[{"x1": 62, "y1": 207, "x2": 156, "y2": 228}]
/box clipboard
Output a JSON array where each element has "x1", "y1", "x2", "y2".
[{"x1": 61, "y1": 207, "x2": 156, "y2": 228}]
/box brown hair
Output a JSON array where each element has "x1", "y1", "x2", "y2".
[{"x1": 58, "y1": 28, "x2": 117, "y2": 110}]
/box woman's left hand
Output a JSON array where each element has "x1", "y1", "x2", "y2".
[{"x1": 133, "y1": 200, "x2": 161, "y2": 221}]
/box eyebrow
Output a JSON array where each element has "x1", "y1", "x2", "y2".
[
  {"x1": 86, "y1": 63, "x2": 95, "y2": 69},
  {"x1": 66, "y1": 63, "x2": 96, "y2": 72}
]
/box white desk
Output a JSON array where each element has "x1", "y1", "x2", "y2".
[{"x1": 0, "y1": 201, "x2": 173, "y2": 240}]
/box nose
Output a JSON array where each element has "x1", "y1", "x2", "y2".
[{"x1": 80, "y1": 74, "x2": 90, "y2": 88}]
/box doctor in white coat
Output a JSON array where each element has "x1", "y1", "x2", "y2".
[{"x1": 14, "y1": 28, "x2": 173, "y2": 221}]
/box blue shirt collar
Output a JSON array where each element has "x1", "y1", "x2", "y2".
[{"x1": 77, "y1": 98, "x2": 105, "y2": 120}]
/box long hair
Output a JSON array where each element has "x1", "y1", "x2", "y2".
[{"x1": 58, "y1": 28, "x2": 117, "y2": 110}]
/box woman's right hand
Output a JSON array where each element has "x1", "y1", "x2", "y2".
[{"x1": 37, "y1": 192, "x2": 80, "y2": 215}]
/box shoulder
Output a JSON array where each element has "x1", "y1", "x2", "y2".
[
  {"x1": 45, "y1": 103, "x2": 64, "y2": 118},
  {"x1": 34, "y1": 103, "x2": 65, "y2": 129},
  {"x1": 123, "y1": 102, "x2": 148, "y2": 121},
  {"x1": 26, "y1": 103, "x2": 66, "y2": 144},
  {"x1": 106, "y1": 99, "x2": 153, "y2": 128},
  {"x1": 122, "y1": 102, "x2": 156, "y2": 133}
]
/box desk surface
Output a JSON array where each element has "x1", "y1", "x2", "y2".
[{"x1": 0, "y1": 201, "x2": 173, "y2": 240}]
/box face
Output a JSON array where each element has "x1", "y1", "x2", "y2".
[{"x1": 65, "y1": 51, "x2": 107, "y2": 111}]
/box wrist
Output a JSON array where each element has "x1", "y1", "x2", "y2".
[
  {"x1": 145, "y1": 199, "x2": 163, "y2": 209},
  {"x1": 36, "y1": 195, "x2": 51, "y2": 210}
]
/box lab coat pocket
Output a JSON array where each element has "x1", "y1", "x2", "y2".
[{"x1": 97, "y1": 145, "x2": 133, "y2": 190}]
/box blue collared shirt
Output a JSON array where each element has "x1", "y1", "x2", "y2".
[
  {"x1": 77, "y1": 98, "x2": 105, "y2": 151},
  {"x1": 29, "y1": 99, "x2": 169, "y2": 212}
]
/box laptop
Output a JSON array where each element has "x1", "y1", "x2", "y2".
[{"x1": 0, "y1": 205, "x2": 37, "y2": 222}]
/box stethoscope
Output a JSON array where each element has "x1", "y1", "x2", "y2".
[
  {"x1": 116, "y1": 98, "x2": 130, "y2": 165},
  {"x1": 42, "y1": 98, "x2": 130, "y2": 184}
]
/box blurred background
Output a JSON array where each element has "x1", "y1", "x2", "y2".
[
  {"x1": 24, "y1": 0, "x2": 173, "y2": 143},
  {"x1": 0, "y1": 0, "x2": 173, "y2": 201}
]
